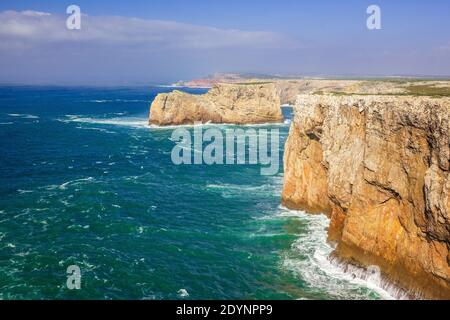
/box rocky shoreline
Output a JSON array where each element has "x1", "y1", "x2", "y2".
[
  {"x1": 148, "y1": 83, "x2": 449, "y2": 299},
  {"x1": 282, "y1": 94, "x2": 449, "y2": 299}
]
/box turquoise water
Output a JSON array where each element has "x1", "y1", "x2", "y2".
[{"x1": 0, "y1": 86, "x2": 390, "y2": 299}]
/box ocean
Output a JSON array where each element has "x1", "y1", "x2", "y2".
[{"x1": 0, "y1": 85, "x2": 393, "y2": 299}]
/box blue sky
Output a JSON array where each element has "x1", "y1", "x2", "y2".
[{"x1": 0, "y1": 0, "x2": 449, "y2": 85}]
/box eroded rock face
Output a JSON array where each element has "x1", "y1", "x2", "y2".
[
  {"x1": 149, "y1": 83, "x2": 283, "y2": 125},
  {"x1": 282, "y1": 94, "x2": 450, "y2": 299}
]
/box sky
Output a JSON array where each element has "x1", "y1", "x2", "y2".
[{"x1": 0, "y1": 0, "x2": 449, "y2": 85}]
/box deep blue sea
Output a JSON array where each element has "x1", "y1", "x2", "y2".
[{"x1": 0, "y1": 86, "x2": 392, "y2": 299}]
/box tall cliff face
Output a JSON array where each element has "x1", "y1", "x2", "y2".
[
  {"x1": 282, "y1": 94, "x2": 450, "y2": 299},
  {"x1": 149, "y1": 83, "x2": 283, "y2": 125}
]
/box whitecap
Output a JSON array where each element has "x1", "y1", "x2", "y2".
[
  {"x1": 207, "y1": 183, "x2": 266, "y2": 191},
  {"x1": 15, "y1": 251, "x2": 30, "y2": 257},
  {"x1": 149, "y1": 121, "x2": 289, "y2": 130},
  {"x1": 177, "y1": 289, "x2": 189, "y2": 298},
  {"x1": 88, "y1": 99, "x2": 147, "y2": 103},
  {"x1": 59, "y1": 177, "x2": 95, "y2": 190},
  {"x1": 75, "y1": 126, "x2": 117, "y2": 134},
  {"x1": 275, "y1": 206, "x2": 407, "y2": 300},
  {"x1": 60, "y1": 115, "x2": 149, "y2": 129},
  {"x1": 17, "y1": 189, "x2": 33, "y2": 194},
  {"x1": 59, "y1": 114, "x2": 290, "y2": 131},
  {"x1": 8, "y1": 113, "x2": 39, "y2": 119},
  {"x1": 206, "y1": 181, "x2": 281, "y2": 197}
]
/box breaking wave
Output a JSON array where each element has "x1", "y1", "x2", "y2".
[
  {"x1": 88, "y1": 99, "x2": 148, "y2": 103},
  {"x1": 58, "y1": 114, "x2": 290, "y2": 131},
  {"x1": 274, "y1": 206, "x2": 409, "y2": 300},
  {"x1": 7, "y1": 113, "x2": 39, "y2": 119},
  {"x1": 58, "y1": 115, "x2": 149, "y2": 128}
]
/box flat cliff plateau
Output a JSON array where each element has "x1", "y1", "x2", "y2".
[
  {"x1": 149, "y1": 83, "x2": 283, "y2": 125},
  {"x1": 186, "y1": 77, "x2": 450, "y2": 105},
  {"x1": 282, "y1": 94, "x2": 450, "y2": 299}
]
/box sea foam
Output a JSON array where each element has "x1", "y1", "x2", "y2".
[{"x1": 276, "y1": 206, "x2": 410, "y2": 300}]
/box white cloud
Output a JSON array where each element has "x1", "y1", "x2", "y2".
[
  {"x1": 0, "y1": 10, "x2": 289, "y2": 50},
  {"x1": 21, "y1": 10, "x2": 51, "y2": 17}
]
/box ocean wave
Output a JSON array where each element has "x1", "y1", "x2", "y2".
[
  {"x1": 59, "y1": 115, "x2": 149, "y2": 128},
  {"x1": 17, "y1": 189, "x2": 33, "y2": 194},
  {"x1": 58, "y1": 114, "x2": 291, "y2": 132},
  {"x1": 7, "y1": 113, "x2": 39, "y2": 119},
  {"x1": 177, "y1": 289, "x2": 189, "y2": 298},
  {"x1": 59, "y1": 177, "x2": 95, "y2": 190},
  {"x1": 273, "y1": 206, "x2": 405, "y2": 300},
  {"x1": 206, "y1": 181, "x2": 281, "y2": 198},
  {"x1": 207, "y1": 183, "x2": 268, "y2": 191},
  {"x1": 75, "y1": 126, "x2": 117, "y2": 134},
  {"x1": 60, "y1": 115, "x2": 247, "y2": 131},
  {"x1": 88, "y1": 99, "x2": 148, "y2": 103}
]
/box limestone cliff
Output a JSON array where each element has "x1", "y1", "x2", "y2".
[
  {"x1": 149, "y1": 83, "x2": 283, "y2": 125},
  {"x1": 282, "y1": 94, "x2": 450, "y2": 299}
]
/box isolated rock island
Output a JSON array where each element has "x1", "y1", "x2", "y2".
[
  {"x1": 282, "y1": 94, "x2": 450, "y2": 299},
  {"x1": 149, "y1": 83, "x2": 283, "y2": 125}
]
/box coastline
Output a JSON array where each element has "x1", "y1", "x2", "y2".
[
  {"x1": 282, "y1": 94, "x2": 450, "y2": 299},
  {"x1": 146, "y1": 83, "x2": 450, "y2": 299},
  {"x1": 1, "y1": 83, "x2": 449, "y2": 299}
]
